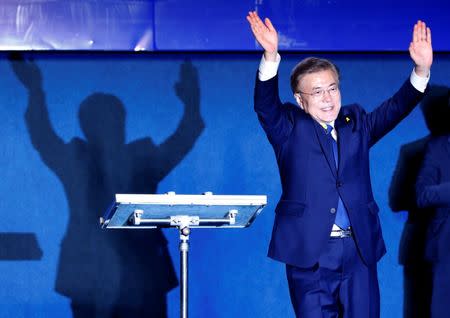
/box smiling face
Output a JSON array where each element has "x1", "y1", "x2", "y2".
[{"x1": 294, "y1": 69, "x2": 341, "y2": 124}]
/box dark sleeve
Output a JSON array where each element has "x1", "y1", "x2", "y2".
[
  {"x1": 416, "y1": 139, "x2": 450, "y2": 208},
  {"x1": 364, "y1": 79, "x2": 425, "y2": 147},
  {"x1": 254, "y1": 73, "x2": 294, "y2": 146},
  {"x1": 389, "y1": 146, "x2": 416, "y2": 212},
  {"x1": 157, "y1": 106, "x2": 204, "y2": 175},
  {"x1": 25, "y1": 88, "x2": 66, "y2": 169},
  {"x1": 388, "y1": 139, "x2": 429, "y2": 212}
]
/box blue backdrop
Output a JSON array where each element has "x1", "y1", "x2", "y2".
[{"x1": 0, "y1": 52, "x2": 449, "y2": 317}]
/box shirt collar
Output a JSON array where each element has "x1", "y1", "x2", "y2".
[{"x1": 319, "y1": 121, "x2": 335, "y2": 131}]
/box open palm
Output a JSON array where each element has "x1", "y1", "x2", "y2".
[
  {"x1": 246, "y1": 11, "x2": 278, "y2": 55},
  {"x1": 409, "y1": 20, "x2": 433, "y2": 76}
]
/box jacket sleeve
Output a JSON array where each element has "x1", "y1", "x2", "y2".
[
  {"x1": 254, "y1": 72, "x2": 295, "y2": 146},
  {"x1": 364, "y1": 79, "x2": 425, "y2": 147},
  {"x1": 416, "y1": 139, "x2": 450, "y2": 208}
]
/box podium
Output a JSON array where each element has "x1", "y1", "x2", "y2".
[{"x1": 100, "y1": 192, "x2": 267, "y2": 318}]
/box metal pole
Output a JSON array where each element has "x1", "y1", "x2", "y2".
[{"x1": 180, "y1": 227, "x2": 190, "y2": 318}]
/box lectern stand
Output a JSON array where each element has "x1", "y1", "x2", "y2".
[{"x1": 100, "y1": 192, "x2": 267, "y2": 318}]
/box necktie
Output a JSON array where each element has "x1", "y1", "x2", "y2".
[{"x1": 326, "y1": 124, "x2": 351, "y2": 229}]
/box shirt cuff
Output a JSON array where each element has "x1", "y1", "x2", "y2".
[
  {"x1": 410, "y1": 68, "x2": 430, "y2": 93},
  {"x1": 258, "y1": 53, "x2": 281, "y2": 81}
]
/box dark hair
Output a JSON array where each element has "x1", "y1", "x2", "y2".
[
  {"x1": 420, "y1": 85, "x2": 450, "y2": 136},
  {"x1": 290, "y1": 57, "x2": 340, "y2": 93}
]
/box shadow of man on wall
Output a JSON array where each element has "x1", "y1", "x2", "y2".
[
  {"x1": 389, "y1": 85, "x2": 450, "y2": 318},
  {"x1": 10, "y1": 55, "x2": 204, "y2": 317}
]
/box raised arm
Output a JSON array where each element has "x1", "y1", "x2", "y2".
[
  {"x1": 364, "y1": 20, "x2": 433, "y2": 146},
  {"x1": 246, "y1": 11, "x2": 278, "y2": 61},
  {"x1": 154, "y1": 60, "x2": 205, "y2": 179},
  {"x1": 246, "y1": 12, "x2": 294, "y2": 146},
  {"x1": 409, "y1": 20, "x2": 433, "y2": 78}
]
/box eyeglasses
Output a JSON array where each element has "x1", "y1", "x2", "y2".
[{"x1": 297, "y1": 84, "x2": 340, "y2": 99}]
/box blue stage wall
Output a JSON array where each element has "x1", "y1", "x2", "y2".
[{"x1": 0, "y1": 52, "x2": 449, "y2": 317}]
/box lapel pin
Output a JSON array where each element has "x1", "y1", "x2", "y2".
[{"x1": 345, "y1": 116, "x2": 350, "y2": 123}]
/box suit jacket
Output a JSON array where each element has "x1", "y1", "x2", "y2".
[
  {"x1": 254, "y1": 73, "x2": 425, "y2": 268},
  {"x1": 389, "y1": 137, "x2": 433, "y2": 265},
  {"x1": 416, "y1": 135, "x2": 450, "y2": 262}
]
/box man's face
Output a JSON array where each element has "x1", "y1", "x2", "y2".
[{"x1": 295, "y1": 69, "x2": 341, "y2": 124}]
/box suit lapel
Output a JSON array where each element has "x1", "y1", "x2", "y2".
[
  {"x1": 313, "y1": 120, "x2": 337, "y2": 178},
  {"x1": 335, "y1": 114, "x2": 352, "y2": 177},
  {"x1": 335, "y1": 109, "x2": 359, "y2": 178}
]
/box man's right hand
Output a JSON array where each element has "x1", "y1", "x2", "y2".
[{"x1": 246, "y1": 11, "x2": 278, "y2": 61}]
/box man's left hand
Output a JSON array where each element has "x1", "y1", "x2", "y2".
[{"x1": 409, "y1": 20, "x2": 433, "y2": 77}]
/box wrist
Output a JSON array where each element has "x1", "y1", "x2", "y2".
[
  {"x1": 414, "y1": 65, "x2": 430, "y2": 78},
  {"x1": 264, "y1": 51, "x2": 278, "y2": 62}
]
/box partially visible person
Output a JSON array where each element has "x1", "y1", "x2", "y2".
[
  {"x1": 416, "y1": 91, "x2": 450, "y2": 317},
  {"x1": 389, "y1": 85, "x2": 449, "y2": 318}
]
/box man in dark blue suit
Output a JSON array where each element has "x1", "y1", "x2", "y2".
[
  {"x1": 246, "y1": 11, "x2": 433, "y2": 317},
  {"x1": 416, "y1": 129, "x2": 450, "y2": 318}
]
